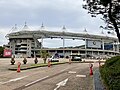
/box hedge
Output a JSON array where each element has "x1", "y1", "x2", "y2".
[{"x1": 100, "y1": 56, "x2": 120, "y2": 90}]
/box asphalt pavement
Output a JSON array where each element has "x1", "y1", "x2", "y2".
[{"x1": 0, "y1": 58, "x2": 105, "y2": 90}]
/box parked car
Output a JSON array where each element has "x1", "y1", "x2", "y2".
[
  {"x1": 48, "y1": 56, "x2": 59, "y2": 62},
  {"x1": 70, "y1": 55, "x2": 82, "y2": 61}
]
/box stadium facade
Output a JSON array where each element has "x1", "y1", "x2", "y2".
[{"x1": 5, "y1": 24, "x2": 120, "y2": 58}]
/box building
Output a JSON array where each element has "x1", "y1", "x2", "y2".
[{"x1": 5, "y1": 24, "x2": 120, "y2": 58}]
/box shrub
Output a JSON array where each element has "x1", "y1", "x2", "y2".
[
  {"x1": 100, "y1": 56, "x2": 120, "y2": 90},
  {"x1": 40, "y1": 50, "x2": 50, "y2": 64}
]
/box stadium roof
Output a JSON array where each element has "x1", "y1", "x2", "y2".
[{"x1": 6, "y1": 29, "x2": 118, "y2": 42}]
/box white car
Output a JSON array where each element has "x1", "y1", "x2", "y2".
[
  {"x1": 47, "y1": 56, "x2": 59, "y2": 62},
  {"x1": 70, "y1": 55, "x2": 82, "y2": 61}
]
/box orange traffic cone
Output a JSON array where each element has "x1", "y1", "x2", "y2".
[
  {"x1": 17, "y1": 62, "x2": 21, "y2": 72},
  {"x1": 90, "y1": 67, "x2": 93, "y2": 75},
  {"x1": 89, "y1": 63, "x2": 93, "y2": 75},
  {"x1": 48, "y1": 60, "x2": 51, "y2": 67}
]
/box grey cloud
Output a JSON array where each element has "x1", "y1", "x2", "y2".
[
  {"x1": 0, "y1": 0, "x2": 106, "y2": 47},
  {"x1": 0, "y1": 0, "x2": 87, "y2": 27}
]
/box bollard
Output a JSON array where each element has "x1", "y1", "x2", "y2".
[
  {"x1": 17, "y1": 62, "x2": 21, "y2": 72},
  {"x1": 48, "y1": 59, "x2": 51, "y2": 67},
  {"x1": 89, "y1": 63, "x2": 93, "y2": 75}
]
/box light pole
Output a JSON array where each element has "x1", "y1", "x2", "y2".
[{"x1": 62, "y1": 26, "x2": 66, "y2": 58}]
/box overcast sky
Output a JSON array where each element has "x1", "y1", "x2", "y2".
[{"x1": 0, "y1": 0, "x2": 112, "y2": 48}]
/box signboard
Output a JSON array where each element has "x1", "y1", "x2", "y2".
[
  {"x1": 3, "y1": 49, "x2": 12, "y2": 57},
  {"x1": 86, "y1": 40, "x2": 101, "y2": 48}
]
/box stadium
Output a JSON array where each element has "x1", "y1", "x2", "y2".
[{"x1": 5, "y1": 24, "x2": 120, "y2": 59}]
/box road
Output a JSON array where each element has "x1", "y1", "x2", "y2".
[{"x1": 0, "y1": 61, "x2": 99, "y2": 90}]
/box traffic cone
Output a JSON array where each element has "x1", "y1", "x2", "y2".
[
  {"x1": 48, "y1": 60, "x2": 51, "y2": 67},
  {"x1": 89, "y1": 63, "x2": 93, "y2": 75},
  {"x1": 90, "y1": 67, "x2": 93, "y2": 75},
  {"x1": 17, "y1": 62, "x2": 21, "y2": 72}
]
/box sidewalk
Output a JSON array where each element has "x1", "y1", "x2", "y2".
[{"x1": 93, "y1": 69, "x2": 106, "y2": 90}]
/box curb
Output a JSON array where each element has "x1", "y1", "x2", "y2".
[{"x1": 8, "y1": 62, "x2": 68, "y2": 71}]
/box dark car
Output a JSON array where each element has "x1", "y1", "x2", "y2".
[{"x1": 70, "y1": 55, "x2": 82, "y2": 61}]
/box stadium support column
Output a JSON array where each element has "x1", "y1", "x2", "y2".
[
  {"x1": 113, "y1": 41, "x2": 119, "y2": 53},
  {"x1": 102, "y1": 40, "x2": 104, "y2": 50},
  {"x1": 40, "y1": 37, "x2": 43, "y2": 57},
  {"x1": 117, "y1": 42, "x2": 119, "y2": 53},
  {"x1": 102, "y1": 40, "x2": 105, "y2": 55},
  {"x1": 85, "y1": 38, "x2": 87, "y2": 49},
  {"x1": 85, "y1": 38, "x2": 87, "y2": 58},
  {"x1": 63, "y1": 36, "x2": 65, "y2": 57},
  {"x1": 33, "y1": 34, "x2": 37, "y2": 58},
  {"x1": 62, "y1": 26, "x2": 66, "y2": 58},
  {"x1": 34, "y1": 39, "x2": 36, "y2": 58},
  {"x1": 113, "y1": 42, "x2": 115, "y2": 51},
  {"x1": 71, "y1": 50, "x2": 72, "y2": 55}
]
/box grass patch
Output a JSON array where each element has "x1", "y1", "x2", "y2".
[{"x1": 8, "y1": 62, "x2": 67, "y2": 71}]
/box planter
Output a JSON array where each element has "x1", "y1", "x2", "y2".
[
  {"x1": 23, "y1": 58, "x2": 27, "y2": 64},
  {"x1": 34, "y1": 57, "x2": 38, "y2": 64},
  {"x1": 11, "y1": 58, "x2": 15, "y2": 65}
]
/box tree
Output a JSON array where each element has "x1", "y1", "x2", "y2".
[
  {"x1": 83, "y1": 0, "x2": 120, "y2": 42},
  {"x1": 0, "y1": 46, "x2": 4, "y2": 58},
  {"x1": 40, "y1": 50, "x2": 50, "y2": 64}
]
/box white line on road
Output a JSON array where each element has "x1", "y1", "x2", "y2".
[
  {"x1": 68, "y1": 71, "x2": 76, "y2": 74},
  {"x1": 1, "y1": 76, "x2": 28, "y2": 84},
  {"x1": 76, "y1": 75, "x2": 86, "y2": 78},
  {"x1": 9, "y1": 76, "x2": 28, "y2": 82},
  {"x1": 54, "y1": 78, "x2": 68, "y2": 90},
  {"x1": 25, "y1": 76, "x2": 49, "y2": 87}
]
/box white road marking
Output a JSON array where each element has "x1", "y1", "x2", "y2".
[
  {"x1": 76, "y1": 75, "x2": 86, "y2": 78},
  {"x1": 1, "y1": 76, "x2": 28, "y2": 84},
  {"x1": 68, "y1": 71, "x2": 76, "y2": 74},
  {"x1": 9, "y1": 76, "x2": 28, "y2": 82},
  {"x1": 25, "y1": 76, "x2": 49, "y2": 87},
  {"x1": 54, "y1": 78, "x2": 68, "y2": 90}
]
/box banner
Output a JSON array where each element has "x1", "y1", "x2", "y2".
[
  {"x1": 3, "y1": 49, "x2": 12, "y2": 57},
  {"x1": 86, "y1": 40, "x2": 101, "y2": 48}
]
